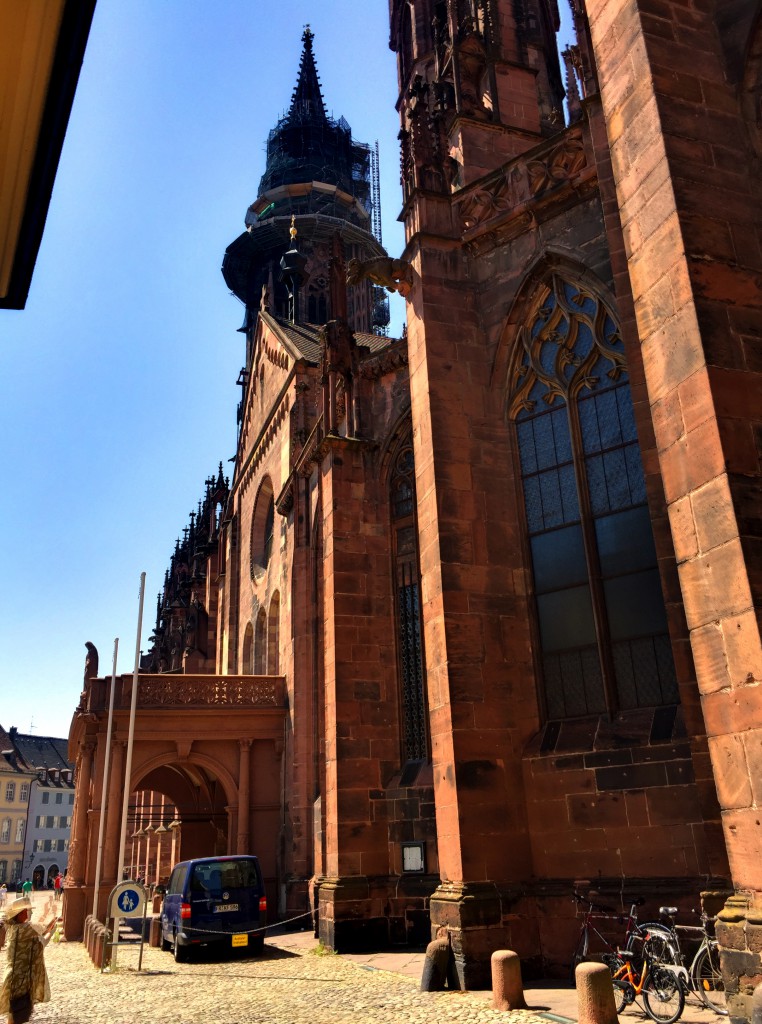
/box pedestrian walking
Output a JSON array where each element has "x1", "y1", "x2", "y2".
[
  {"x1": 52, "y1": 875, "x2": 62, "y2": 902},
  {"x1": 0, "y1": 896, "x2": 55, "y2": 1023},
  {"x1": 20, "y1": 881, "x2": 31, "y2": 899}
]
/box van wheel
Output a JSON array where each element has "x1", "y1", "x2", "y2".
[
  {"x1": 173, "y1": 932, "x2": 188, "y2": 963},
  {"x1": 161, "y1": 929, "x2": 171, "y2": 952},
  {"x1": 251, "y1": 933, "x2": 265, "y2": 955}
]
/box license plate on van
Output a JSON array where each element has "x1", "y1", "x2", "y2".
[
  {"x1": 232, "y1": 933, "x2": 248, "y2": 947},
  {"x1": 213, "y1": 903, "x2": 239, "y2": 913}
]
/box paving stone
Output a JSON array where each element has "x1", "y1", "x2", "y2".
[{"x1": 9, "y1": 934, "x2": 551, "y2": 1024}]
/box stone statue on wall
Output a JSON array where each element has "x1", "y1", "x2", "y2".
[
  {"x1": 84, "y1": 642, "x2": 99, "y2": 682},
  {"x1": 346, "y1": 256, "x2": 413, "y2": 297}
]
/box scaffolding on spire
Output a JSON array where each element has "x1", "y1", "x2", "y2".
[{"x1": 371, "y1": 140, "x2": 383, "y2": 246}]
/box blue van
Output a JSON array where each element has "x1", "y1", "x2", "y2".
[{"x1": 160, "y1": 855, "x2": 267, "y2": 961}]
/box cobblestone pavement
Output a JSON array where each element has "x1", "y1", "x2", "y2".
[{"x1": 9, "y1": 932, "x2": 551, "y2": 1024}]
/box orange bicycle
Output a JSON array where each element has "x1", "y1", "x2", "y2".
[{"x1": 603, "y1": 948, "x2": 685, "y2": 1024}]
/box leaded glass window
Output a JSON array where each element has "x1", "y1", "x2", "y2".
[
  {"x1": 510, "y1": 275, "x2": 678, "y2": 719},
  {"x1": 391, "y1": 440, "x2": 427, "y2": 761}
]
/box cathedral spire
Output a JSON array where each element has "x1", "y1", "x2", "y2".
[{"x1": 287, "y1": 25, "x2": 326, "y2": 123}]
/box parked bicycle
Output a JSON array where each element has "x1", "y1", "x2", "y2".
[
  {"x1": 636, "y1": 905, "x2": 727, "y2": 1017},
  {"x1": 603, "y1": 948, "x2": 685, "y2": 1024},
  {"x1": 570, "y1": 890, "x2": 652, "y2": 983}
]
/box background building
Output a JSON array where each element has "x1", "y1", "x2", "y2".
[
  {"x1": 0, "y1": 726, "x2": 35, "y2": 888},
  {"x1": 67, "y1": 5, "x2": 761, "y2": 1018},
  {"x1": 13, "y1": 734, "x2": 75, "y2": 889}
]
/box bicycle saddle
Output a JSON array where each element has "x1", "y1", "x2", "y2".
[{"x1": 659, "y1": 906, "x2": 678, "y2": 916}]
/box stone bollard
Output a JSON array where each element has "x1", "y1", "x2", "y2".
[
  {"x1": 92, "y1": 924, "x2": 104, "y2": 967},
  {"x1": 421, "y1": 933, "x2": 459, "y2": 991},
  {"x1": 492, "y1": 950, "x2": 528, "y2": 1010},
  {"x1": 152, "y1": 894, "x2": 162, "y2": 914},
  {"x1": 752, "y1": 982, "x2": 762, "y2": 1024},
  {"x1": 149, "y1": 916, "x2": 162, "y2": 947},
  {"x1": 576, "y1": 962, "x2": 618, "y2": 1024}
]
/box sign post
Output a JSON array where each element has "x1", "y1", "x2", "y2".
[{"x1": 105, "y1": 881, "x2": 147, "y2": 972}]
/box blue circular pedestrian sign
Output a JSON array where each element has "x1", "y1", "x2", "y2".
[
  {"x1": 108, "y1": 880, "x2": 146, "y2": 919},
  {"x1": 117, "y1": 888, "x2": 140, "y2": 914}
]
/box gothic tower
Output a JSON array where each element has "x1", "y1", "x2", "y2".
[{"x1": 222, "y1": 27, "x2": 387, "y2": 335}]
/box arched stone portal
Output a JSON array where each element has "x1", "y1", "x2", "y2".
[{"x1": 63, "y1": 671, "x2": 287, "y2": 939}]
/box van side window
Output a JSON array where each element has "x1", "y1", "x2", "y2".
[{"x1": 168, "y1": 865, "x2": 187, "y2": 895}]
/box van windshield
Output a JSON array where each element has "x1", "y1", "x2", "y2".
[{"x1": 189, "y1": 859, "x2": 260, "y2": 898}]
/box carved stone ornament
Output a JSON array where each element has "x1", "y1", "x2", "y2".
[
  {"x1": 346, "y1": 256, "x2": 414, "y2": 297},
  {"x1": 457, "y1": 165, "x2": 525, "y2": 228},
  {"x1": 137, "y1": 676, "x2": 282, "y2": 707},
  {"x1": 527, "y1": 132, "x2": 586, "y2": 195}
]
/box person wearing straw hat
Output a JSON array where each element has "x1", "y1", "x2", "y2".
[{"x1": 0, "y1": 896, "x2": 54, "y2": 1023}]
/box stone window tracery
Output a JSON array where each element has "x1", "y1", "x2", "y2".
[
  {"x1": 509, "y1": 274, "x2": 679, "y2": 720},
  {"x1": 391, "y1": 438, "x2": 427, "y2": 761}
]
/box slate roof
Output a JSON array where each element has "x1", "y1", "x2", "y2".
[
  {"x1": 9, "y1": 733, "x2": 72, "y2": 773},
  {"x1": 262, "y1": 313, "x2": 396, "y2": 364}
]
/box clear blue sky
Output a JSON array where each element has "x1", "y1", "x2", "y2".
[{"x1": 0, "y1": 1, "x2": 572, "y2": 741}]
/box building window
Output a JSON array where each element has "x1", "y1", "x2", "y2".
[
  {"x1": 5, "y1": 783, "x2": 15, "y2": 802},
  {"x1": 46, "y1": 816, "x2": 55, "y2": 829},
  {"x1": 68, "y1": 794, "x2": 74, "y2": 805},
  {"x1": 0, "y1": 819, "x2": 10, "y2": 844},
  {"x1": 267, "y1": 592, "x2": 280, "y2": 674},
  {"x1": 33, "y1": 840, "x2": 41, "y2": 852},
  {"x1": 14, "y1": 820, "x2": 23, "y2": 844},
  {"x1": 509, "y1": 274, "x2": 678, "y2": 720},
  {"x1": 41, "y1": 792, "x2": 49, "y2": 805},
  {"x1": 10, "y1": 860, "x2": 21, "y2": 882},
  {"x1": 55, "y1": 793, "x2": 62, "y2": 804},
  {"x1": 250, "y1": 478, "x2": 275, "y2": 577},
  {"x1": 391, "y1": 437, "x2": 427, "y2": 761},
  {"x1": 254, "y1": 607, "x2": 267, "y2": 674},
  {"x1": 19, "y1": 783, "x2": 29, "y2": 802},
  {"x1": 242, "y1": 622, "x2": 254, "y2": 674},
  {"x1": 0, "y1": 860, "x2": 6, "y2": 881}
]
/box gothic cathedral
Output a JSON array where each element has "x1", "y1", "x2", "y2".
[{"x1": 67, "y1": 2, "x2": 762, "y2": 1010}]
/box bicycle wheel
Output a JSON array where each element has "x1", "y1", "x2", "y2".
[
  {"x1": 643, "y1": 966, "x2": 685, "y2": 1024},
  {"x1": 629, "y1": 924, "x2": 680, "y2": 965},
  {"x1": 602, "y1": 954, "x2": 631, "y2": 1014},
  {"x1": 692, "y1": 945, "x2": 727, "y2": 1016}
]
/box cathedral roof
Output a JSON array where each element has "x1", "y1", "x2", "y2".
[{"x1": 261, "y1": 312, "x2": 392, "y2": 363}]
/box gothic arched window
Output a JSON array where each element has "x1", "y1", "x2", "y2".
[
  {"x1": 267, "y1": 592, "x2": 280, "y2": 674},
  {"x1": 250, "y1": 479, "x2": 275, "y2": 578},
  {"x1": 254, "y1": 608, "x2": 267, "y2": 674},
  {"x1": 242, "y1": 622, "x2": 254, "y2": 675},
  {"x1": 391, "y1": 438, "x2": 427, "y2": 761},
  {"x1": 509, "y1": 275, "x2": 678, "y2": 720}
]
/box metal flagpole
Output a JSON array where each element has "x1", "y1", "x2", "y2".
[
  {"x1": 92, "y1": 638, "x2": 118, "y2": 919},
  {"x1": 112, "y1": 572, "x2": 146, "y2": 967}
]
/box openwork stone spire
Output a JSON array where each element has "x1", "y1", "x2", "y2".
[{"x1": 287, "y1": 25, "x2": 326, "y2": 123}]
